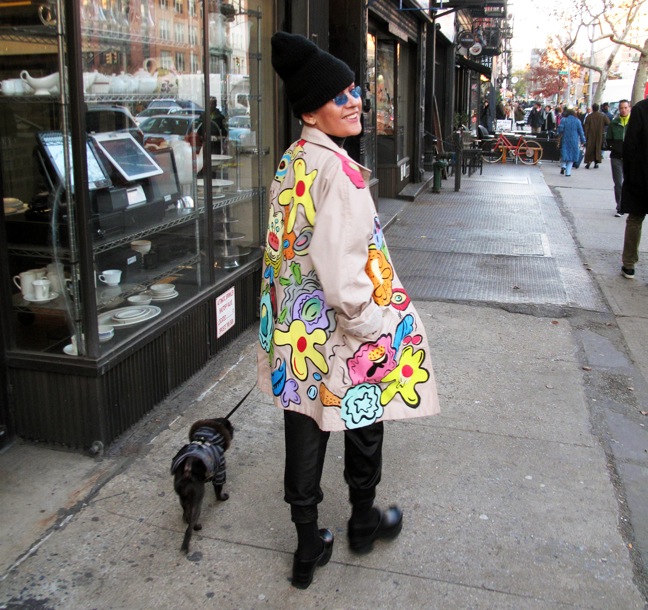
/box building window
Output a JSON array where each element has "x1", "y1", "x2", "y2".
[
  {"x1": 188, "y1": 0, "x2": 196, "y2": 16},
  {"x1": 160, "y1": 50, "x2": 172, "y2": 69},
  {"x1": 175, "y1": 52, "x2": 186, "y2": 72},
  {"x1": 159, "y1": 0, "x2": 168, "y2": 9},
  {"x1": 174, "y1": 22, "x2": 185, "y2": 43},
  {"x1": 175, "y1": 0, "x2": 183, "y2": 13},
  {"x1": 189, "y1": 25, "x2": 199, "y2": 46},
  {"x1": 160, "y1": 19, "x2": 170, "y2": 40},
  {"x1": 190, "y1": 52, "x2": 199, "y2": 73}
]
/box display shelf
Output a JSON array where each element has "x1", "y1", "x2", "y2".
[
  {"x1": 0, "y1": 25, "x2": 58, "y2": 44},
  {"x1": 92, "y1": 207, "x2": 198, "y2": 254}
]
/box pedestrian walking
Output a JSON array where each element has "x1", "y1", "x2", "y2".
[
  {"x1": 258, "y1": 31, "x2": 440, "y2": 589},
  {"x1": 583, "y1": 103, "x2": 610, "y2": 168},
  {"x1": 620, "y1": 98, "x2": 648, "y2": 279},
  {"x1": 544, "y1": 105, "x2": 556, "y2": 136},
  {"x1": 557, "y1": 108, "x2": 586, "y2": 176},
  {"x1": 605, "y1": 99, "x2": 631, "y2": 216},
  {"x1": 527, "y1": 101, "x2": 544, "y2": 134}
]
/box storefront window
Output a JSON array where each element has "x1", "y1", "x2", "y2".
[{"x1": 376, "y1": 39, "x2": 396, "y2": 164}]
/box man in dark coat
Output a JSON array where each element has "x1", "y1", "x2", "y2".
[
  {"x1": 527, "y1": 102, "x2": 544, "y2": 133},
  {"x1": 620, "y1": 98, "x2": 648, "y2": 278},
  {"x1": 584, "y1": 103, "x2": 610, "y2": 168}
]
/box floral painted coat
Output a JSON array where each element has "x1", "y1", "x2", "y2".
[{"x1": 257, "y1": 126, "x2": 440, "y2": 432}]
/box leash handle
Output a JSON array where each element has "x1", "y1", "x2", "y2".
[{"x1": 225, "y1": 383, "x2": 256, "y2": 420}]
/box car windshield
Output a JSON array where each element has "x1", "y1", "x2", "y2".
[{"x1": 140, "y1": 116, "x2": 196, "y2": 136}]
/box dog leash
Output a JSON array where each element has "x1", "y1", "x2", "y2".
[{"x1": 225, "y1": 383, "x2": 257, "y2": 420}]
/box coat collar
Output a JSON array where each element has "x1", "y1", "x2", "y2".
[{"x1": 299, "y1": 125, "x2": 372, "y2": 181}]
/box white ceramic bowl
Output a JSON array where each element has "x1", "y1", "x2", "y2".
[
  {"x1": 131, "y1": 239, "x2": 152, "y2": 255},
  {"x1": 98, "y1": 324, "x2": 114, "y2": 342},
  {"x1": 128, "y1": 294, "x2": 152, "y2": 306},
  {"x1": 150, "y1": 283, "x2": 175, "y2": 295}
]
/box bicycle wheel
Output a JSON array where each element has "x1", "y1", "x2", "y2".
[
  {"x1": 518, "y1": 141, "x2": 543, "y2": 165},
  {"x1": 482, "y1": 140, "x2": 503, "y2": 163}
]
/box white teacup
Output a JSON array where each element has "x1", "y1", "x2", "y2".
[
  {"x1": 32, "y1": 278, "x2": 51, "y2": 300},
  {"x1": 13, "y1": 269, "x2": 46, "y2": 298},
  {"x1": 98, "y1": 269, "x2": 122, "y2": 286}
]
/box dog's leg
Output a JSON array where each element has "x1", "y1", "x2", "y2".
[
  {"x1": 181, "y1": 504, "x2": 202, "y2": 553},
  {"x1": 213, "y1": 483, "x2": 229, "y2": 501}
]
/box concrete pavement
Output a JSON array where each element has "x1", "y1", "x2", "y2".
[{"x1": 1, "y1": 154, "x2": 648, "y2": 609}]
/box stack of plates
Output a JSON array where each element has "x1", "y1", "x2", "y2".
[
  {"x1": 98, "y1": 305, "x2": 161, "y2": 327},
  {"x1": 4, "y1": 197, "x2": 28, "y2": 216},
  {"x1": 146, "y1": 289, "x2": 179, "y2": 301}
]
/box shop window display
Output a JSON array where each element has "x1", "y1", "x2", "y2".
[{"x1": 0, "y1": 0, "x2": 266, "y2": 358}]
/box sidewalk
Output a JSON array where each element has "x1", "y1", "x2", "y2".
[{"x1": 1, "y1": 157, "x2": 647, "y2": 609}]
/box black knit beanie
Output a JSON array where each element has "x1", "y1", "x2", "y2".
[{"x1": 271, "y1": 32, "x2": 355, "y2": 118}]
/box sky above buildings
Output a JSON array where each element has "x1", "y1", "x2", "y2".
[{"x1": 508, "y1": 0, "x2": 561, "y2": 69}]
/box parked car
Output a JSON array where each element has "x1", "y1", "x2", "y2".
[
  {"x1": 227, "y1": 114, "x2": 251, "y2": 144},
  {"x1": 86, "y1": 104, "x2": 144, "y2": 145},
  {"x1": 139, "y1": 112, "x2": 224, "y2": 154}
]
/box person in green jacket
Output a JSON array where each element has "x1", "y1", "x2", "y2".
[{"x1": 607, "y1": 100, "x2": 631, "y2": 216}]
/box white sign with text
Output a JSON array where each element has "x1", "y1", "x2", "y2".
[{"x1": 216, "y1": 286, "x2": 236, "y2": 338}]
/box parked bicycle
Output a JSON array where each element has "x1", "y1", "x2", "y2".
[{"x1": 481, "y1": 133, "x2": 543, "y2": 165}]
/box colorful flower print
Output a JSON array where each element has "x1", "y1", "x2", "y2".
[
  {"x1": 282, "y1": 271, "x2": 336, "y2": 332},
  {"x1": 380, "y1": 346, "x2": 429, "y2": 407},
  {"x1": 292, "y1": 289, "x2": 332, "y2": 334},
  {"x1": 347, "y1": 335, "x2": 397, "y2": 384},
  {"x1": 264, "y1": 208, "x2": 284, "y2": 277},
  {"x1": 259, "y1": 291, "x2": 274, "y2": 353},
  {"x1": 278, "y1": 158, "x2": 317, "y2": 234},
  {"x1": 274, "y1": 319, "x2": 329, "y2": 381},
  {"x1": 333, "y1": 151, "x2": 366, "y2": 189},
  {"x1": 366, "y1": 245, "x2": 394, "y2": 306},
  {"x1": 391, "y1": 288, "x2": 411, "y2": 311},
  {"x1": 340, "y1": 383, "x2": 384, "y2": 429}
]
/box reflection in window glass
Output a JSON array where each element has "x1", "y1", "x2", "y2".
[{"x1": 376, "y1": 41, "x2": 395, "y2": 136}]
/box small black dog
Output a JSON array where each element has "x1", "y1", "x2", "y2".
[{"x1": 170, "y1": 417, "x2": 234, "y2": 553}]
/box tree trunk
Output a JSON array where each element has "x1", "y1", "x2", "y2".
[{"x1": 631, "y1": 38, "x2": 648, "y2": 105}]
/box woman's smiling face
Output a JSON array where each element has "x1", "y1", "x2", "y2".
[{"x1": 302, "y1": 84, "x2": 363, "y2": 138}]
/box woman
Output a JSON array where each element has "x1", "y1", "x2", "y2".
[
  {"x1": 258, "y1": 32, "x2": 440, "y2": 589},
  {"x1": 557, "y1": 108, "x2": 586, "y2": 176}
]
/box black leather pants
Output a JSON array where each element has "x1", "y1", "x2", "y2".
[{"x1": 284, "y1": 410, "x2": 383, "y2": 524}]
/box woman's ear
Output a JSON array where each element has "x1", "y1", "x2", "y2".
[{"x1": 301, "y1": 112, "x2": 317, "y2": 127}]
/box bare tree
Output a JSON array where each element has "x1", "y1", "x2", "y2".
[
  {"x1": 556, "y1": 0, "x2": 647, "y2": 104},
  {"x1": 608, "y1": 34, "x2": 648, "y2": 104}
]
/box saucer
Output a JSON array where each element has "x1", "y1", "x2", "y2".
[
  {"x1": 98, "y1": 305, "x2": 161, "y2": 328},
  {"x1": 63, "y1": 344, "x2": 77, "y2": 355},
  {"x1": 112, "y1": 306, "x2": 149, "y2": 322},
  {"x1": 24, "y1": 292, "x2": 59, "y2": 303}
]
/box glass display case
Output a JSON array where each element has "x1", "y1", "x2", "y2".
[
  {"x1": 1, "y1": 0, "x2": 263, "y2": 358},
  {"x1": 0, "y1": 0, "x2": 270, "y2": 448}
]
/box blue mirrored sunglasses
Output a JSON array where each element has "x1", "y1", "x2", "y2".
[{"x1": 333, "y1": 85, "x2": 362, "y2": 107}]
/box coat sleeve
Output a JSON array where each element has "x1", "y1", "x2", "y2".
[{"x1": 309, "y1": 156, "x2": 383, "y2": 341}]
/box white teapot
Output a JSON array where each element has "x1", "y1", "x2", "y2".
[{"x1": 20, "y1": 70, "x2": 60, "y2": 96}]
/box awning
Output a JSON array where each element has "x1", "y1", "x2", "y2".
[{"x1": 456, "y1": 55, "x2": 491, "y2": 76}]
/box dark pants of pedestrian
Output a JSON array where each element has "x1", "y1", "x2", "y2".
[
  {"x1": 611, "y1": 157, "x2": 624, "y2": 211},
  {"x1": 622, "y1": 214, "x2": 645, "y2": 271},
  {"x1": 284, "y1": 410, "x2": 383, "y2": 525}
]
